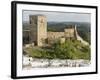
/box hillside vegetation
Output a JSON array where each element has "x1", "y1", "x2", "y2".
[{"x1": 25, "y1": 39, "x2": 90, "y2": 60}]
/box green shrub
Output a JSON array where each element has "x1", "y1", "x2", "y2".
[{"x1": 25, "y1": 40, "x2": 90, "y2": 60}]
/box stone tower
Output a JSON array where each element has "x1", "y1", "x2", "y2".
[
  {"x1": 64, "y1": 25, "x2": 78, "y2": 39},
  {"x1": 30, "y1": 15, "x2": 47, "y2": 46}
]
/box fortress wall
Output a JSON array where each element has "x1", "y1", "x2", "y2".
[
  {"x1": 47, "y1": 32, "x2": 65, "y2": 39},
  {"x1": 64, "y1": 28, "x2": 75, "y2": 38},
  {"x1": 23, "y1": 15, "x2": 80, "y2": 46},
  {"x1": 47, "y1": 32, "x2": 65, "y2": 43},
  {"x1": 47, "y1": 28, "x2": 76, "y2": 40}
]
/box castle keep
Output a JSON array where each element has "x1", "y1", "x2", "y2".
[
  {"x1": 29, "y1": 15, "x2": 47, "y2": 46},
  {"x1": 23, "y1": 15, "x2": 89, "y2": 46}
]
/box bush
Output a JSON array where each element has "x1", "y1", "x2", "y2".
[{"x1": 25, "y1": 40, "x2": 90, "y2": 60}]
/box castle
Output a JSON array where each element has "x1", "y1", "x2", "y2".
[{"x1": 23, "y1": 15, "x2": 89, "y2": 46}]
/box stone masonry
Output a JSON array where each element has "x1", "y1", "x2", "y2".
[
  {"x1": 29, "y1": 15, "x2": 47, "y2": 46},
  {"x1": 23, "y1": 15, "x2": 89, "y2": 46}
]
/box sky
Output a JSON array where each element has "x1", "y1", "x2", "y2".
[{"x1": 23, "y1": 10, "x2": 91, "y2": 23}]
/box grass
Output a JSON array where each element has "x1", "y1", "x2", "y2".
[{"x1": 24, "y1": 40, "x2": 90, "y2": 60}]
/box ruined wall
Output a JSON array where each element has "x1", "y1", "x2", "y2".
[
  {"x1": 64, "y1": 28, "x2": 75, "y2": 38},
  {"x1": 47, "y1": 27, "x2": 76, "y2": 39},
  {"x1": 47, "y1": 32, "x2": 64, "y2": 43},
  {"x1": 24, "y1": 15, "x2": 78, "y2": 46},
  {"x1": 47, "y1": 27, "x2": 76, "y2": 43},
  {"x1": 47, "y1": 32, "x2": 64, "y2": 39}
]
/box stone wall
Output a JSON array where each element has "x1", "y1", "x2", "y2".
[
  {"x1": 23, "y1": 15, "x2": 79, "y2": 46},
  {"x1": 23, "y1": 30, "x2": 30, "y2": 44},
  {"x1": 64, "y1": 28, "x2": 75, "y2": 38},
  {"x1": 29, "y1": 15, "x2": 47, "y2": 46},
  {"x1": 47, "y1": 32, "x2": 65, "y2": 43},
  {"x1": 37, "y1": 16, "x2": 47, "y2": 46},
  {"x1": 47, "y1": 27, "x2": 76, "y2": 43},
  {"x1": 47, "y1": 32, "x2": 64, "y2": 39}
]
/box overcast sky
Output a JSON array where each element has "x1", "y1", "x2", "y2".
[{"x1": 23, "y1": 10, "x2": 91, "y2": 23}]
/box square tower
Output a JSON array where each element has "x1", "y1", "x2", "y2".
[
  {"x1": 64, "y1": 25, "x2": 76, "y2": 39},
  {"x1": 30, "y1": 15, "x2": 47, "y2": 46}
]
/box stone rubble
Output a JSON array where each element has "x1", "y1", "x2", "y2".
[{"x1": 23, "y1": 55, "x2": 90, "y2": 69}]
